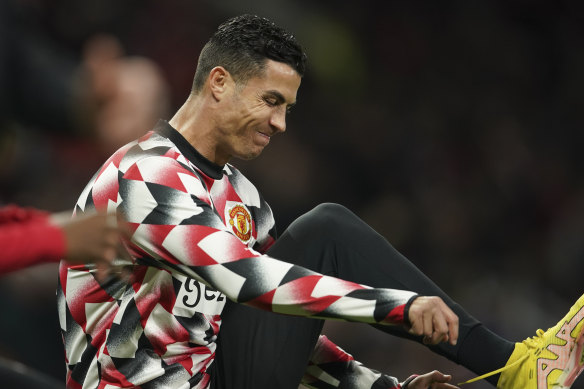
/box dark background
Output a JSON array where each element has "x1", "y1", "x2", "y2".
[{"x1": 1, "y1": 1, "x2": 584, "y2": 388}]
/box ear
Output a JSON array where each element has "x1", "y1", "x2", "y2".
[{"x1": 208, "y1": 66, "x2": 232, "y2": 101}]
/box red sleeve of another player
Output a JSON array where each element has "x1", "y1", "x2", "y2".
[{"x1": 0, "y1": 206, "x2": 66, "y2": 274}]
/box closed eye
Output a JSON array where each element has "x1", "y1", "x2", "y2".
[
  {"x1": 263, "y1": 96, "x2": 278, "y2": 106},
  {"x1": 263, "y1": 90, "x2": 296, "y2": 113}
]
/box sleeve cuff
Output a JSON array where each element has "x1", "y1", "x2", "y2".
[
  {"x1": 401, "y1": 374, "x2": 418, "y2": 388},
  {"x1": 402, "y1": 294, "x2": 420, "y2": 328}
]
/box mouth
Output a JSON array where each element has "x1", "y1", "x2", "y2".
[{"x1": 255, "y1": 131, "x2": 271, "y2": 146}]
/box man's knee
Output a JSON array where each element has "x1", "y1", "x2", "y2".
[
  {"x1": 311, "y1": 202, "x2": 355, "y2": 223},
  {"x1": 292, "y1": 203, "x2": 358, "y2": 237}
]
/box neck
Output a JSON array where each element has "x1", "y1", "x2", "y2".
[{"x1": 169, "y1": 94, "x2": 228, "y2": 165}]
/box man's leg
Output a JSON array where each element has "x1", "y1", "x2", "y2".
[
  {"x1": 273, "y1": 203, "x2": 514, "y2": 384},
  {"x1": 212, "y1": 203, "x2": 514, "y2": 388},
  {"x1": 211, "y1": 299, "x2": 323, "y2": 389},
  {"x1": 286, "y1": 204, "x2": 584, "y2": 389}
]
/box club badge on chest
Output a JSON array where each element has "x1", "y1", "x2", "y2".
[{"x1": 225, "y1": 201, "x2": 254, "y2": 245}]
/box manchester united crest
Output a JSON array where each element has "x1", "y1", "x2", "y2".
[{"x1": 225, "y1": 202, "x2": 253, "y2": 243}]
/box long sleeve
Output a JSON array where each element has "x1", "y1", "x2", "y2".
[
  {"x1": 301, "y1": 335, "x2": 403, "y2": 389},
  {"x1": 0, "y1": 205, "x2": 66, "y2": 274},
  {"x1": 118, "y1": 155, "x2": 416, "y2": 326}
]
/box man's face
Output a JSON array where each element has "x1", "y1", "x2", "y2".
[{"x1": 215, "y1": 59, "x2": 301, "y2": 162}]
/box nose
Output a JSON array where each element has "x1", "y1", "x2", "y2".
[{"x1": 269, "y1": 109, "x2": 286, "y2": 133}]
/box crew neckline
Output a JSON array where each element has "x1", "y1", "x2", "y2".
[{"x1": 153, "y1": 120, "x2": 224, "y2": 180}]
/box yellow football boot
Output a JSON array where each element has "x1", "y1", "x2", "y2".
[{"x1": 461, "y1": 294, "x2": 584, "y2": 388}]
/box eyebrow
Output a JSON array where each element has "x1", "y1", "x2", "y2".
[{"x1": 265, "y1": 90, "x2": 296, "y2": 108}]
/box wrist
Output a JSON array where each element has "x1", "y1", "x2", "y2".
[{"x1": 401, "y1": 374, "x2": 418, "y2": 388}]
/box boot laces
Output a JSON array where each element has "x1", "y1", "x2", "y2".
[{"x1": 523, "y1": 329, "x2": 546, "y2": 349}]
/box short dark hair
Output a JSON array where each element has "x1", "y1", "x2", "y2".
[{"x1": 191, "y1": 14, "x2": 307, "y2": 93}]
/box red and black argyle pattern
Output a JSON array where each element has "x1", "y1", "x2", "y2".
[{"x1": 57, "y1": 121, "x2": 416, "y2": 388}]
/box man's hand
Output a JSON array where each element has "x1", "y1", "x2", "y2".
[
  {"x1": 408, "y1": 296, "x2": 459, "y2": 346},
  {"x1": 405, "y1": 371, "x2": 459, "y2": 388},
  {"x1": 52, "y1": 211, "x2": 132, "y2": 280}
]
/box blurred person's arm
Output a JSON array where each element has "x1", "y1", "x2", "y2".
[
  {"x1": 0, "y1": 205, "x2": 127, "y2": 276},
  {"x1": 0, "y1": 205, "x2": 65, "y2": 273}
]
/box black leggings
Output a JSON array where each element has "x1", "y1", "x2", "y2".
[{"x1": 211, "y1": 203, "x2": 514, "y2": 388}]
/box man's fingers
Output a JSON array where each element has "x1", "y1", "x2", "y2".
[
  {"x1": 423, "y1": 311, "x2": 434, "y2": 340},
  {"x1": 431, "y1": 312, "x2": 448, "y2": 344},
  {"x1": 419, "y1": 308, "x2": 448, "y2": 345},
  {"x1": 94, "y1": 260, "x2": 111, "y2": 282},
  {"x1": 437, "y1": 299, "x2": 459, "y2": 346},
  {"x1": 114, "y1": 213, "x2": 132, "y2": 237},
  {"x1": 409, "y1": 371, "x2": 460, "y2": 389},
  {"x1": 408, "y1": 296, "x2": 459, "y2": 346},
  {"x1": 408, "y1": 314, "x2": 422, "y2": 336},
  {"x1": 447, "y1": 311, "x2": 459, "y2": 345},
  {"x1": 429, "y1": 371, "x2": 451, "y2": 382}
]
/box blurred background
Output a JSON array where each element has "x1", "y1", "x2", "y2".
[{"x1": 1, "y1": 0, "x2": 584, "y2": 387}]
